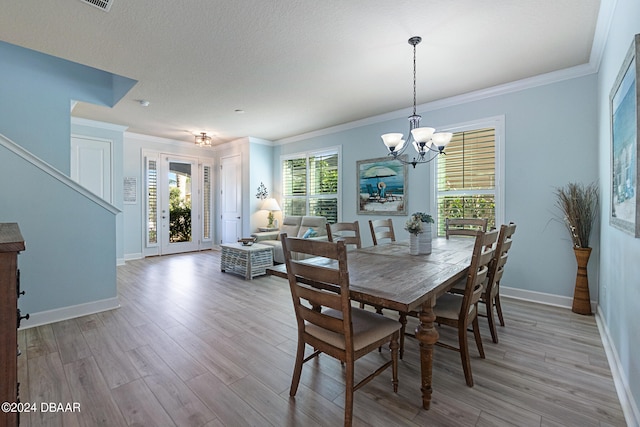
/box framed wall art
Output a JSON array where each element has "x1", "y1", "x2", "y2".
[
  {"x1": 357, "y1": 156, "x2": 407, "y2": 215},
  {"x1": 610, "y1": 33, "x2": 640, "y2": 237}
]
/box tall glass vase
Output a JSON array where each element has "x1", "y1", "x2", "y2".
[
  {"x1": 418, "y1": 223, "x2": 432, "y2": 254},
  {"x1": 409, "y1": 234, "x2": 419, "y2": 255}
]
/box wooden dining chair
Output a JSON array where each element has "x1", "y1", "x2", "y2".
[
  {"x1": 369, "y1": 218, "x2": 396, "y2": 246},
  {"x1": 450, "y1": 222, "x2": 516, "y2": 343},
  {"x1": 326, "y1": 221, "x2": 362, "y2": 249},
  {"x1": 481, "y1": 222, "x2": 516, "y2": 343},
  {"x1": 445, "y1": 217, "x2": 488, "y2": 239},
  {"x1": 433, "y1": 228, "x2": 498, "y2": 387},
  {"x1": 281, "y1": 234, "x2": 400, "y2": 426}
]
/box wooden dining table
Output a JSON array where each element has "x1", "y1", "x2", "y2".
[{"x1": 266, "y1": 237, "x2": 475, "y2": 410}]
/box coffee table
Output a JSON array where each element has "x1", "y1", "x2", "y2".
[{"x1": 220, "y1": 242, "x2": 273, "y2": 280}]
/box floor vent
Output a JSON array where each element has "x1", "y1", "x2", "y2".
[{"x1": 80, "y1": 0, "x2": 113, "y2": 12}]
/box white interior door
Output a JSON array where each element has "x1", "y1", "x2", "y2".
[
  {"x1": 71, "y1": 136, "x2": 112, "y2": 202},
  {"x1": 160, "y1": 155, "x2": 200, "y2": 255},
  {"x1": 220, "y1": 155, "x2": 242, "y2": 243}
]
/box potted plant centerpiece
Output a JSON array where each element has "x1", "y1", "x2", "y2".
[
  {"x1": 554, "y1": 182, "x2": 599, "y2": 315},
  {"x1": 405, "y1": 212, "x2": 434, "y2": 255}
]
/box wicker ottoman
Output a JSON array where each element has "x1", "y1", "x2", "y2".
[{"x1": 220, "y1": 242, "x2": 273, "y2": 280}]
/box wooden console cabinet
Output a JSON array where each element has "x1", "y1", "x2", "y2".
[{"x1": 0, "y1": 223, "x2": 26, "y2": 427}]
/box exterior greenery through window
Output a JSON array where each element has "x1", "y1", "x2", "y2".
[
  {"x1": 282, "y1": 149, "x2": 339, "y2": 224},
  {"x1": 436, "y1": 127, "x2": 496, "y2": 236}
]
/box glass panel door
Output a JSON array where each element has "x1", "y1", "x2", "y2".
[{"x1": 161, "y1": 156, "x2": 199, "y2": 254}]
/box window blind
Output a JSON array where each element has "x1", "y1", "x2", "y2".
[{"x1": 436, "y1": 128, "x2": 496, "y2": 235}]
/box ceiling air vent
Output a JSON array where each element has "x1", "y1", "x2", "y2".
[{"x1": 80, "y1": 0, "x2": 113, "y2": 12}]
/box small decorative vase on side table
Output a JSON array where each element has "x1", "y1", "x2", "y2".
[
  {"x1": 418, "y1": 223, "x2": 432, "y2": 254},
  {"x1": 572, "y1": 247, "x2": 592, "y2": 315},
  {"x1": 409, "y1": 234, "x2": 419, "y2": 255}
]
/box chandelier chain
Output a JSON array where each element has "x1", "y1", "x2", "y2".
[{"x1": 412, "y1": 42, "x2": 417, "y2": 117}]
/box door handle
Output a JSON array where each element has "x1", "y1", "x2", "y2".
[{"x1": 237, "y1": 216, "x2": 241, "y2": 219}]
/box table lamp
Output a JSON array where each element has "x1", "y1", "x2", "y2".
[{"x1": 261, "y1": 198, "x2": 281, "y2": 228}]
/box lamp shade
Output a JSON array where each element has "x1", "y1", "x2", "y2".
[{"x1": 261, "y1": 198, "x2": 281, "y2": 212}]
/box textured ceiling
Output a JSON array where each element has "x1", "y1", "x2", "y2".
[{"x1": 0, "y1": 0, "x2": 601, "y2": 145}]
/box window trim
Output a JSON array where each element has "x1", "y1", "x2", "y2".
[
  {"x1": 430, "y1": 115, "x2": 505, "y2": 229},
  {"x1": 281, "y1": 145, "x2": 342, "y2": 221}
]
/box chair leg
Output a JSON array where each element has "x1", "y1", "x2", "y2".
[
  {"x1": 486, "y1": 299, "x2": 499, "y2": 344},
  {"x1": 495, "y1": 293, "x2": 505, "y2": 326},
  {"x1": 458, "y1": 323, "x2": 474, "y2": 387},
  {"x1": 472, "y1": 315, "x2": 485, "y2": 359},
  {"x1": 344, "y1": 360, "x2": 355, "y2": 427},
  {"x1": 290, "y1": 339, "x2": 305, "y2": 396}
]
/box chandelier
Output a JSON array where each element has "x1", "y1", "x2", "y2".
[
  {"x1": 195, "y1": 132, "x2": 212, "y2": 147},
  {"x1": 381, "y1": 36, "x2": 452, "y2": 168}
]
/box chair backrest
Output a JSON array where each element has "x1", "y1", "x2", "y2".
[
  {"x1": 326, "y1": 221, "x2": 362, "y2": 248},
  {"x1": 459, "y1": 229, "x2": 498, "y2": 318},
  {"x1": 485, "y1": 222, "x2": 517, "y2": 300},
  {"x1": 369, "y1": 218, "x2": 396, "y2": 246},
  {"x1": 281, "y1": 234, "x2": 354, "y2": 351},
  {"x1": 445, "y1": 218, "x2": 488, "y2": 239}
]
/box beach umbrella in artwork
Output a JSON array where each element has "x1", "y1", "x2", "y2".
[
  {"x1": 362, "y1": 165, "x2": 398, "y2": 198},
  {"x1": 362, "y1": 165, "x2": 397, "y2": 184}
]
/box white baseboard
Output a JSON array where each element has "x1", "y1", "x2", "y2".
[
  {"x1": 117, "y1": 257, "x2": 126, "y2": 266},
  {"x1": 596, "y1": 309, "x2": 639, "y2": 427},
  {"x1": 124, "y1": 252, "x2": 144, "y2": 261},
  {"x1": 501, "y1": 286, "x2": 597, "y2": 313},
  {"x1": 19, "y1": 297, "x2": 120, "y2": 330}
]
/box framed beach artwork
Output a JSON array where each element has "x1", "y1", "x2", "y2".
[
  {"x1": 610, "y1": 33, "x2": 640, "y2": 237},
  {"x1": 357, "y1": 156, "x2": 407, "y2": 215}
]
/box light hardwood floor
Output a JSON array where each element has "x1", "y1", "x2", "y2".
[{"x1": 17, "y1": 249, "x2": 627, "y2": 426}]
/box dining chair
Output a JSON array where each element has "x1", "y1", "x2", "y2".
[
  {"x1": 369, "y1": 218, "x2": 396, "y2": 246},
  {"x1": 433, "y1": 228, "x2": 498, "y2": 387},
  {"x1": 281, "y1": 234, "x2": 400, "y2": 427},
  {"x1": 326, "y1": 221, "x2": 362, "y2": 249},
  {"x1": 445, "y1": 217, "x2": 488, "y2": 239},
  {"x1": 450, "y1": 222, "x2": 516, "y2": 343}
]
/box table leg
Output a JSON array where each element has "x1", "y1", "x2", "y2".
[{"x1": 414, "y1": 298, "x2": 438, "y2": 410}]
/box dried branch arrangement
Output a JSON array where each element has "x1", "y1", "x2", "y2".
[{"x1": 554, "y1": 182, "x2": 599, "y2": 248}]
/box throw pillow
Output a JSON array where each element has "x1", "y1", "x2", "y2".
[{"x1": 302, "y1": 228, "x2": 318, "y2": 238}]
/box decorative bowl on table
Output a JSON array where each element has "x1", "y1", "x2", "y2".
[{"x1": 238, "y1": 237, "x2": 256, "y2": 246}]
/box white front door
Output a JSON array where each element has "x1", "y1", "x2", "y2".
[
  {"x1": 220, "y1": 154, "x2": 242, "y2": 243},
  {"x1": 160, "y1": 155, "x2": 200, "y2": 255},
  {"x1": 71, "y1": 136, "x2": 112, "y2": 202}
]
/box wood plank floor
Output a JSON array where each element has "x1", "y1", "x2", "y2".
[{"x1": 17, "y1": 249, "x2": 627, "y2": 426}]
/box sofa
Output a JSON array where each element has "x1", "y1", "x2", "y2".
[{"x1": 252, "y1": 215, "x2": 328, "y2": 263}]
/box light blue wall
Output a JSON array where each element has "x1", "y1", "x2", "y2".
[
  {"x1": 596, "y1": 0, "x2": 640, "y2": 417},
  {"x1": 249, "y1": 139, "x2": 276, "y2": 230},
  {"x1": 0, "y1": 41, "x2": 135, "y2": 172},
  {"x1": 0, "y1": 41, "x2": 134, "y2": 319},
  {"x1": 274, "y1": 73, "x2": 599, "y2": 300}
]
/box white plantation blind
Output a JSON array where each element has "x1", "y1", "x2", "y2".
[
  {"x1": 146, "y1": 157, "x2": 158, "y2": 246},
  {"x1": 282, "y1": 149, "x2": 339, "y2": 223},
  {"x1": 202, "y1": 165, "x2": 212, "y2": 240},
  {"x1": 436, "y1": 127, "x2": 496, "y2": 235}
]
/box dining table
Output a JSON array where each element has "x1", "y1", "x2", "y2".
[{"x1": 266, "y1": 236, "x2": 476, "y2": 410}]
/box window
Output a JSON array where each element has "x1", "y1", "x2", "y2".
[
  {"x1": 202, "y1": 164, "x2": 212, "y2": 240},
  {"x1": 282, "y1": 148, "x2": 340, "y2": 223},
  {"x1": 434, "y1": 118, "x2": 504, "y2": 236}
]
